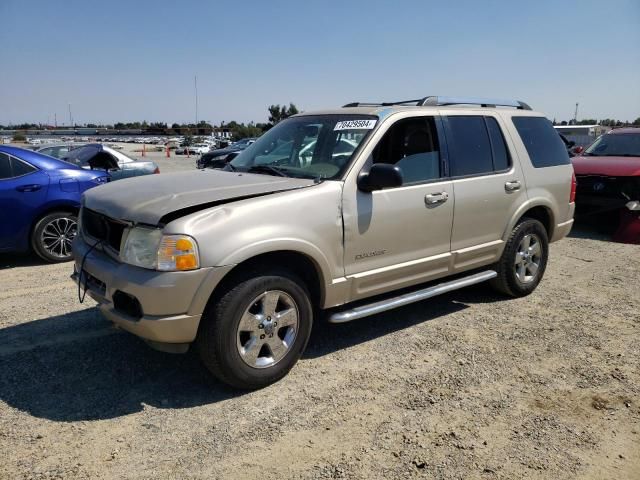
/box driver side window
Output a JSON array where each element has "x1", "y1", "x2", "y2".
[{"x1": 372, "y1": 117, "x2": 441, "y2": 185}]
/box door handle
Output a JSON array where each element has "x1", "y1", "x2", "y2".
[
  {"x1": 504, "y1": 180, "x2": 521, "y2": 192},
  {"x1": 425, "y1": 192, "x2": 449, "y2": 205},
  {"x1": 16, "y1": 184, "x2": 42, "y2": 192}
]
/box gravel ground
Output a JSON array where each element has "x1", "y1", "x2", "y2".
[{"x1": 0, "y1": 152, "x2": 638, "y2": 479}]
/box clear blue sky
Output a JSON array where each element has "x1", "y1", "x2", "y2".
[{"x1": 1, "y1": 0, "x2": 639, "y2": 126}]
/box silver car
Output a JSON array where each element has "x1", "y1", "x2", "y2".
[
  {"x1": 72, "y1": 96, "x2": 575, "y2": 389},
  {"x1": 47, "y1": 144, "x2": 160, "y2": 180}
]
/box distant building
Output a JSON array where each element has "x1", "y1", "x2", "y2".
[{"x1": 554, "y1": 124, "x2": 610, "y2": 147}]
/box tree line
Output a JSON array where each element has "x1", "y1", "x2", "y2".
[
  {"x1": 0, "y1": 104, "x2": 302, "y2": 140},
  {"x1": 552, "y1": 118, "x2": 640, "y2": 127}
]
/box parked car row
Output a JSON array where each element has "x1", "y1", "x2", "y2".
[{"x1": 196, "y1": 138, "x2": 256, "y2": 169}]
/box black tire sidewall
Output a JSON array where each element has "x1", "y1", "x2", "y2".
[
  {"x1": 504, "y1": 219, "x2": 549, "y2": 296},
  {"x1": 199, "y1": 273, "x2": 313, "y2": 389},
  {"x1": 31, "y1": 212, "x2": 77, "y2": 263}
]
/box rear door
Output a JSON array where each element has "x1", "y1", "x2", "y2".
[
  {"x1": 0, "y1": 152, "x2": 49, "y2": 250},
  {"x1": 442, "y1": 113, "x2": 528, "y2": 271}
]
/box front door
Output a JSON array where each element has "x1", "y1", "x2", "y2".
[{"x1": 342, "y1": 115, "x2": 454, "y2": 300}]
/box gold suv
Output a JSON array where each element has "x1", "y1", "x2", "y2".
[{"x1": 72, "y1": 96, "x2": 575, "y2": 389}]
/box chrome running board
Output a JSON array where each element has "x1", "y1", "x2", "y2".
[{"x1": 328, "y1": 270, "x2": 497, "y2": 324}]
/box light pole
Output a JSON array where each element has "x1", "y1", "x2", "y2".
[{"x1": 194, "y1": 75, "x2": 198, "y2": 128}]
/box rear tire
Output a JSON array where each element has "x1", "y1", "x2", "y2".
[
  {"x1": 490, "y1": 218, "x2": 549, "y2": 297},
  {"x1": 31, "y1": 211, "x2": 78, "y2": 263},
  {"x1": 196, "y1": 271, "x2": 313, "y2": 389}
]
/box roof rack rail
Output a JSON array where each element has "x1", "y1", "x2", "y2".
[
  {"x1": 420, "y1": 96, "x2": 532, "y2": 110},
  {"x1": 343, "y1": 96, "x2": 532, "y2": 110},
  {"x1": 342, "y1": 99, "x2": 425, "y2": 108}
]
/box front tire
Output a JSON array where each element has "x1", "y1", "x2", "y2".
[
  {"x1": 31, "y1": 211, "x2": 78, "y2": 263},
  {"x1": 196, "y1": 272, "x2": 313, "y2": 389},
  {"x1": 490, "y1": 218, "x2": 549, "y2": 297}
]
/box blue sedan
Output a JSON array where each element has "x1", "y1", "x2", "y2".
[{"x1": 0, "y1": 146, "x2": 109, "y2": 262}]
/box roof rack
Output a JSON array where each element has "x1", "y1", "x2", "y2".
[{"x1": 343, "y1": 96, "x2": 532, "y2": 110}]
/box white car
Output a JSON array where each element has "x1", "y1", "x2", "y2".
[
  {"x1": 191, "y1": 143, "x2": 211, "y2": 154},
  {"x1": 175, "y1": 143, "x2": 210, "y2": 155}
]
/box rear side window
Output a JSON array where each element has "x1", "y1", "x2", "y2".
[
  {"x1": 11, "y1": 157, "x2": 36, "y2": 176},
  {"x1": 445, "y1": 116, "x2": 494, "y2": 177},
  {"x1": 512, "y1": 116, "x2": 570, "y2": 167},
  {"x1": 486, "y1": 117, "x2": 510, "y2": 171},
  {"x1": 0, "y1": 153, "x2": 36, "y2": 179},
  {"x1": 0, "y1": 153, "x2": 11, "y2": 179}
]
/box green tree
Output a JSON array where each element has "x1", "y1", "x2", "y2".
[{"x1": 268, "y1": 103, "x2": 299, "y2": 125}]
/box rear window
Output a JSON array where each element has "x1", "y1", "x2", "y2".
[
  {"x1": 512, "y1": 116, "x2": 570, "y2": 168},
  {"x1": 63, "y1": 145, "x2": 100, "y2": 167}
]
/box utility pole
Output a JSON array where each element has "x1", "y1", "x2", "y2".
[
  {"x1": 54, "y1": 113, "x2": 57, "y2": 128},
  {"x1": 68, "y1": 103, "x2": 73, "y2": 128},
  {"x1": 194, "y1": 75, "x2": 198, "y2": 128},
  {"x1": 573, "y1": 102, "x2": 579, "y2": 124}
]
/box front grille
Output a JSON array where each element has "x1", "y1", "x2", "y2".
[
  {"x1": 575, "y1": 175, "x2": 621, "y2": 197},
  {"x1": 82, "y1": 208, "x2": 127, "y2": 252}
]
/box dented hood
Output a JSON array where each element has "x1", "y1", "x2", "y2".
[
  {"x1": 572, "y1": 155, "x2": 640, "y2": 177},
  {"x1": 83, "y1": 169, "x2": 316, "y2": 225}
]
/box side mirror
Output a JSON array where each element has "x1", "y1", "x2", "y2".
[
  {"x1": 573, "y1": 146, "x2": 584, "y2": 155},
  {"x1": 357, "y1": 164, "x2": 403, "y2": 192}
]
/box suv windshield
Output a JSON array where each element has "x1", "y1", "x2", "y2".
[
  {"x1": 228, "y1": 115, "x2": 377, "y2": 179},
  {"x1": 584, "y1": 133, "x2": 640, "y2": 157}
]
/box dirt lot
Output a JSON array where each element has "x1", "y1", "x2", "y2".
[{"x1": 0, "y1": 153, "x2": 638, "y2": 479}]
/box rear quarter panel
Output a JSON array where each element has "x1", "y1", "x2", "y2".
[{"x1": 499, "y1": 111, "x2": 574, "y2": 241}]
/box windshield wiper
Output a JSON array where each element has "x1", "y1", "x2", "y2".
[
  {"x1": 246, "y1": 165, "x2": 287, "y2": 177},
  {"x1": 224, "y1": 163, "x2": 237, "y2": 171}
]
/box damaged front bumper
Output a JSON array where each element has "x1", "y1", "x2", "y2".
[
  {"x1": 575, "y1": 174, "x2": 640, "y2": 244},
  {"x1": 71, "y1": 237, "x2": 234, "y2": 347}
]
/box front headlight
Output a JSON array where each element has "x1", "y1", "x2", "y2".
[{"x1": 120, "y1": 227, "x2": 199, "y2": 271}]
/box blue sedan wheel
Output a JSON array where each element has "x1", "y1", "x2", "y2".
[{"x1": 31, "y1": 212, "x2": 78, "y2": 262}]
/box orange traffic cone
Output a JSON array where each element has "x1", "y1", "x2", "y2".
[{"x1": 166, "y1": 145, "x2": 170, "y2": 158}]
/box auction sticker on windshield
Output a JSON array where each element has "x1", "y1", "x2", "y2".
[{"x1": 334, "y1": 119, "x2": 377, "y2": 131}]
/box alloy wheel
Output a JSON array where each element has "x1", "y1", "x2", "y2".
[
  {"x1": 40, "y1": 217, "x2": 77, "y2": 259},
  {"x1": 514, "y1": 233, "x2": 542, "y2": 283},
  {"x1": 236, "y1": 290, "x2": 299, "y2": 369}
]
